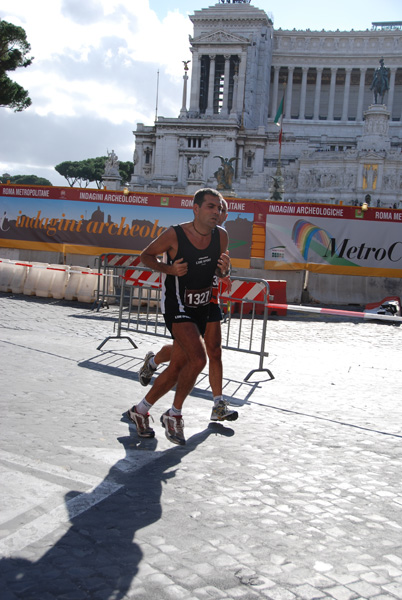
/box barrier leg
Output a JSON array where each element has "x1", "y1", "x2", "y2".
[
  {"x1": 97, "y1": 279, "x2": 137, "y2": 350},
  {"x1": 244, "y1": 304, "x2": 275, "y2": 382}
]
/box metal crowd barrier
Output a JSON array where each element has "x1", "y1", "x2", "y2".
[
  {"x1": 97, "y1": 267, "x2": 274, "y2": 381},
  {"x1": 93, "y1": 253, "x2": 141, "y2": 310},
  {"x1": 219, "y1": 277, "x2": 274, "y2": 381}
]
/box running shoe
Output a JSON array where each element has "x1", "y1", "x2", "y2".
[
  {"x1": 160, "y1": 411, "x2": 186, "y2": 445},
  {"x1": 126, "y1": 406, "x2": 155, "y2": 438},
  {"x1": 210, "y1": 399, "x2": 239, "y2": 422},
  {"x1": 139, "y1": 351, "x2": 157, "y2": 386}
]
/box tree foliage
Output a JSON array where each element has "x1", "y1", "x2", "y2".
[
  {"x1": 0, "y1": 20, "x2": 33, "y2": 111},
  {"x1": 55, "y1": 157, "x2": 134, "y2": 189},
  {"x1": 0, "y1": 173, "x2": 52, "y2": 186},
  {"x1": 119, "y1": 160, "x2": 134, "y2": 186}
]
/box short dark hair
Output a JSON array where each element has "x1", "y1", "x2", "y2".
[{"x1": 193, "y1": 187, "x2": 224, "y2": 208}]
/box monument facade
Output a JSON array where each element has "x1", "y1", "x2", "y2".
[{"x1": 129, "y1": 3, "x2": 402, "y2": 208}]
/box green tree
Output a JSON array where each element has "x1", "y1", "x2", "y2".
[
  {"x1": 55, "y1": 157, "x2": 134, "y2": 189},
  {"x1": 55, "y1": 159, "x2": 102, "y2": 188},
  {"x1": 86, "y1": 157, "x2": 108, "y2": 189},
  {"x1": 119, "y1": 160, "x2": 134, "y2": 186},
  {"x1": 0, "y1": 20, "x2": 33, "y2": 111},
  {"x1": 0, "y1": 173, "x2": 52, "y2": 186},
  {"x1": 54, "y1": 161, "x2": 82, "y2": 187}
]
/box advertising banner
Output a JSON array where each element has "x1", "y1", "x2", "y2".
[
  {"x1": 265, "y1": 203, "x2": 402, "y2": 278},
  {"x1": 0, "y1": 186, "x2": 254, "y2": 267}
]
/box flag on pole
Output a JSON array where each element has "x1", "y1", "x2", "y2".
[{"x1": 274, "y1": 95, "x2": 284, "y2": 126}]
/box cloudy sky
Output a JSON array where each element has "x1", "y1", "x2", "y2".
[{"x1": 1, "y1": 0, "x2": 400, "y2": 187}]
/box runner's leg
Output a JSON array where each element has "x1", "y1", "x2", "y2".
[
  {"x1": 170, "y1": 322, "x2": 207, "y2": 411},
  {"x1": 204, "y1": 320, "x2": 222, "y2": 397},
  {"x1": 154, "y1": 344, "x2": 173, "y2": 366},
  {"x1": 144, "y1": 322, "x2": 206, "y2": 410}
]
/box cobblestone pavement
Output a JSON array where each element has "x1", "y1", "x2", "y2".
[{"x1": 1, "y1": 293, "x2": 402, "y2": 600}]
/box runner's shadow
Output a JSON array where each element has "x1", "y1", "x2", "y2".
[
  {"x1": 78, "y1": 350, "x2": 268, "y2": 403},
  {"x1": 0, "y1": 423, "x2": 233, "y2": 599}
]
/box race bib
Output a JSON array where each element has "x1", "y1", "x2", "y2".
[{"x1": 184, "y1": 286, "x2": 212, "y2": 308}]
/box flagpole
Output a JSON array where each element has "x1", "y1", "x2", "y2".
[
  {"x1": 275, "y1": 82, "x2": 286, "y2": 164},
  {"x1": 271, "y1": 83, "x2": 286, "y2": 201},
  {"x1": 155, "y1": 69, "x2": 160, "y2": 123}
]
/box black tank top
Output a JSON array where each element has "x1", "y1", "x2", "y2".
[{"x1": 161, "y1": 224, "x2": 221, "y2": 314}]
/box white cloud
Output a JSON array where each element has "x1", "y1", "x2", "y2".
[{"x1": 0, "y1": 0, "x2": 192, "y2": 184}]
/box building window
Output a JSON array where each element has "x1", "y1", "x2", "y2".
[
  {"x1": 199, "y1": 54, "x2": 239, "y2": 114},
  {"x1": 144, "y1": 147, "x2": 152, "y2": 164},
  {"x1": 213, "y1": 56, "x2": 225, "y2": 113},
  {"x1": 187, "y1": 138, "x2": 202, "y2": 148}
]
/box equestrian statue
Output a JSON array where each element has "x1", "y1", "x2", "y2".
[{"x1": 370, "y1": 58, "x2": 389, "y2": 104}]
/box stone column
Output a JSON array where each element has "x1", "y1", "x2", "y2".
[
  {"x1": 341, "y1": 67, "x2": 352, "y2": 121},
  {"x1": 236, "y1": 52, "x2": 247, "y2": 115},
  {"x1": 206, "y1": 55, "x2": 216, "y2": 116},
  {"x1": 230, "y1": 70, "x2": 239, "y2": 118},
  {"x1": 221, "y1": 55, "x2": 231, "y2": 116},
  {"x1": 299, "y1": 66, "x2": 308, "y2": 120},
  {"x1": 387, "y1": 67, "x2": 397, "y2": 117},
  {"x1": 179, "y1": 67, "x2": 189, "y2": 117},
  {"x1": 356, "y1": 67, "x2": 366, "y2": 121},
  {"x1": 237, "y1": 140, "x2": 244, "y2": 177},
  {"x1": 178, "y1": 154, "x2": 186, "y2": 184},
  {"x1": 271, "y1": 66, "x2": 280, "y2": 118},
  {"x1": 189, "y1": 50, "x2": 201, "y2": 114},
  {"x1": 313, "y1": 67, "x2": 323, "y2": 120},
  {"x1": 255, "y1": 143, "x2": 265, "y2": 173},
  {"x1": 328, "y1": 67, "x2": 337, "y2": 121},
  {"x1": 285, "y1": 66, "x2": 294, "y2": 119}
]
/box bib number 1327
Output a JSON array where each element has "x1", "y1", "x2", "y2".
[{"x1": 184, "y1": 286, "x2": 212, "y2": 308}]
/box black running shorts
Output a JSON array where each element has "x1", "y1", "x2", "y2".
[
  {"x1": 208, "y1": 302, "x2": 223, "y2": 323},
  {"x1": 164, "y1": 305, "x2": 209, "y2": 338}
]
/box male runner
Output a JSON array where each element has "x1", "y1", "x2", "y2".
[
  {"x1": 126, "y1": 188, "x2": 230, "y2": 446},
  {"x1": 137, "y1": 198, "x2": 238, "y2": 423}
]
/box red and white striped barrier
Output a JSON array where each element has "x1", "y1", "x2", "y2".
[
  {"x1": 220, "y1": 279, "x2": 268, "y2": 303},
  {"x1": 124, "y1": 268, "x2": 161, "y2": 288},
  {"x1": 101, "y1": 254, "x2": 141, "y2": 268},
  {"x1": 267, "y1": 303, "x2": 402, "y2": 323}
]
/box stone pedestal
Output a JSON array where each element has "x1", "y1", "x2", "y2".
[
  {"x1": 358, "y1": 104, "x2": 391, "y2": 152},
  {"x1": 101, "y1": 176, "x2": 122, "y2": 191}
]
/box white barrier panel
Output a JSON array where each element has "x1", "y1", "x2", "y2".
[
  {"x1": 23, "y1": 263, "x2": 50, "y2": 296},
  {"x1": 10, "y1": 263, "x2": 28, "y2": 294},
  {"x1": 0, "y1": 260, "x2": 103, "y2": 304},
  {"x1": 76, "y1": 270, "x2": 100, "y2": 303},
  {"x1": 48, "y1": 265, "x2": 69, "y2": 299},
  {"x1": 64, "y1": 267, "x2": 86, "y2": 301},
  {"x1": 0, "y1": 261, "x2": 16, "y2": 292},
  {"x1": 34, "y1": 264, "x2": 56, "y2": 298}
]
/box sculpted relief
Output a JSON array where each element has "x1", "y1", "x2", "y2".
[{"x1": 297, "y1": 168, "x2": 355, "y2": 191}]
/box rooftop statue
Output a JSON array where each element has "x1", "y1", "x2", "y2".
[
  {"x1": 370, "y1": 58, "x2": 389, "y2": 104},
  {"x1": 214, "y1": 156, "x2": 238, "y2": 190},
  {"x1": 104, "y1": 149, "x2": 120, "y2": 177},
  {"x1": 219, "y1": 1, "x2": 251, "y2": 4}
]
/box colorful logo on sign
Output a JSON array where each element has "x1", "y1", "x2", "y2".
[
  {"x1": 291, "y1": 219, "x2": 359, "y2": 267},
  {"x1": 292, "y1": 219, "x2": 332, "y2": 260}
]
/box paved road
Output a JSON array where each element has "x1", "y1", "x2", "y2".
[{"x1": 1, "y1": 293, "x2": 402, "y2": 600}]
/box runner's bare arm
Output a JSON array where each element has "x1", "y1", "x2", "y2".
[
  {"x1": 216, "y1": 227, "x2": 231, "y2": 278},
  {"x1": 141, "y1": 227, "x2": 188, "y2": 277}
]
